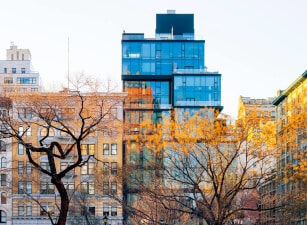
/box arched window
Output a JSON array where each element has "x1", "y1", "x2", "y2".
[
  {"x1": 0, "y1": 141, "x2": 5, "y2": 152},
  {"x1": 18, "y1": 125, "x2": 24, "y2": 136},
  {"x1": 1, "y1": 192, "x2": 6, "y2": 204},
  {"x1": 0, "y1": 210, "x2": 6, "y2": 222},
  {"x1": 40, "y1": 128, "x2": 54, "y2": 137},
  {"x1": 26, "y1": 126, "x2": 32, "y2": 136},
  {"x1": 0, "y1": 158, "x2": 6, "y2": 168}
]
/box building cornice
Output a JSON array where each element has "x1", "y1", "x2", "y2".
[{"x1": 272, "y1": 70, "x2": 307, "y2": 106}]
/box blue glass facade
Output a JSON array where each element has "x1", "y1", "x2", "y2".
[
  {"x1": 122, "y1": 12, "x2": 223, "y2": 222},
  {"x1": 174, "y1": 74, "x2": 221, "y2": 107},
  {"x1": 122, "y1": 37, "x2": 222, "y2": 109},
  {"x1": 122, "y1": 41, "x2": 205, "y2": 75}
]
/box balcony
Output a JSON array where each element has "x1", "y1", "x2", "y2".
[{"x1": 173, "y1": 68, "x2": 219, "y2": 74}]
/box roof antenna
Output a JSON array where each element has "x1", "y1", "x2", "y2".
[{"x1": 67, "y1": 37, "x2": 70, "y2": 90}]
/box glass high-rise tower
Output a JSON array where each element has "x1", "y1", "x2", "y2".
[{"x1": 122, "y1": 10, "x2": 222, "y2": 132}]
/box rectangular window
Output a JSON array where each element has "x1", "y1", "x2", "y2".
[
  {"x1": 89, "y1": 182, "x2": 94, "y2": 194},
  {"x1": 103, "y1": 162, "x2": 109, "y2": 174},
  {"x1": 3, "y1": 68, "x2": 7, "y2": 73},
  {"x1": 26, "y1": 182, "x2": 32, "y2": 194},
  {"x1": 18, "y1": 144, "x2": 24, "y2": 155},
  {"x1": 18, "y1": 108, "x2": 32, "y2": 119},
  {"x1": 88, "y1": 207, "x2": 95, "y2": 216},
  {"x1": 111, "y1": 204, "x2": 117, "y2": 216},
  {"x1": 81, "y1": 162, "x2": 95, "y2": 175},
  {"x1": 111, "y1": 162, "x2": 117, "y2": 175},
  {"x1": 59, "y1": 108, "x2": 75, "y2": 119},
  {"x1": 103, "y1": 144, "x2": 109, "y2": 155},
  {"x1": 60, "y1": 162, "x2": 74, "y2": 175},
  {"x1": 81, "y1": 144, "x2": 95, "y2": 155},
  {"x1": 17, "y1": 77, "x2": 36, "y2": 84},
  {"x1": 103, "y1": 126, "x2": 109, "y2": 137},
  {"x1": 18, "y1": 181, "x2": 24, "y2": 194},
  {"x1": 18, "y1": 125, "x2": 24, "y2": 136},
  {"x1": 40, "y1": 182, "x2": 54, "y2": 194},
  {"x1": 103, "y1": 182, "x2": 109, "y2": 195},
  {"x1": 31, "y1": 88, "x2": 38, "y2": 92},
  {"x1": 12, "y1": 68, "x2": 16, "y2": 73},
  {"x1": 0, "y1": 110, "x2": 7, "y2": 118},
  {"x1": 18, "y1": 161, "x2": 24, "y2": 174},
  {"x1": 26, "y1": 203, "x2": 32, "y2": 216},
  {"x1": 111, "y1": 144, "x2": 117, "y2": 155},
  {"x1": 4, "y1": 77, "x2": 13, "y2": 84},
  {"x1": 40, "y1": 162, "x2": 50, "y2": 172},
  {"x1": 0, "y1": 174, "x2": 6, "y2": 186},
  {"x1": 26, "y1": 126, "x2": 32, "y2": 136},
  {"x1": 81, "y1": 182, "x2": 94, "y2": 194},
  {"x1": 103, "y1": 203, "x2": 109, "y2": 216},
  {"x1": 21, "y1": 68, "x2": 26, "y2": 73},
  {"x1": 111, "y1": 108, "x2": 117, "y2": 119},
  {"x1": 26, "y1": 162, "x2": 32, "y2": 174},
  {"x1": 111, "y1": 182, "x2": 117, "y2": 194},
  {"x1": 18, "y1": 204, "x2": 24, "y2": 216},
  {"x1": 40, "y1": 202, "x2": 54, "y2": 216},
  {"x1": 65, "y1": 182, "x2": 74, "y2": 191}
]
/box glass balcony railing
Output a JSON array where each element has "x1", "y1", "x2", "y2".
[{"x1": 173, "y1": 68, "x2": 219, "y2": 74}]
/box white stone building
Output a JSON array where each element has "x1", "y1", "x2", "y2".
[
  {"x1": 0, "y1": 44, "x2": 42, "y2": 94},
  {"x1": 0, "y1": 97, "x2": 12, "y2": 225}
]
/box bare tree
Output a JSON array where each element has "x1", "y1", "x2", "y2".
[{"x1": 0, "y1": 78, "x2": 125, "y2": 225}]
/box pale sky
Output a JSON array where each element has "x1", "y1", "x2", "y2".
[{"x1": 0, "y1": 0, "x2": 306, "y2": 117}]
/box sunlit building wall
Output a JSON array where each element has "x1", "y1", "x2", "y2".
[
  {"x1": 9, "y1": 92, "x2": 126, "y2": 225},
  {"x1": 272, "y1": 70, "x2": 307, "y2": 225}
]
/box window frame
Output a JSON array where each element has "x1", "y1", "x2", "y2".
[
  {"x1": 18, "y1": 181, "x2": 24, "y2": 194},
  {"x1": 18, "y1": 143, "x2": 24, "y2": 155},
  {"x1": 18, "y1": 161, "x2": 24, "y2": 174},
  {"x1": 0, "y1": 174, "x2": 6, "y2": 186},
  {"x1": 26, "y1": 162, "x2": 32, "y2": 174},
  {"x1": 0, "y1": 157, "x2": 6, "y2": 168},
  {"x1": 40, "y1": 182, "x2": 55, "y2": 194},
  {"x1": 111, "y1": 143, "x2": 117, "y2": 155},
  {"x1": 103, "y1": 203, "x2": 109, "y2": 216},
  {"x1": 111, "y1": 162, "x2": 117, "y2": 175},
  {"x1": 18, "y1": 204, "x2": 24, "y2": 216},
  {"x1": 81, "y1": 162, "x2": 95, "y2": 175},
  {"x1": 103, "y1": 182, "x2": 109, "y2": 195},
  {"x1": 1, "y1": 192, "x2": 7, "y2": 204},
  {"x1": 26, "y1": 202, "x2": 32, "y2": 216},
  {"x1": 26, "y1": 126, "x2": 32, "y2": 136},
  {"x1": 0, "y1": 141, "x2": 5, "y2": 152},
  {"x1": 111, "y1": 204, "x2": 117, "y2": 216},
  {"x1": 0, "y1": 210, "x2": 7, "y2": 222},
  {"x1": 81, "y1": 144, "x2": 95, "y2": 155},
  {"x1": 103, "y1": 143, "x2": 109, "y2": 155},
  {"x1": 26, "y1": 181, "x2": 32, "y2": 194},
  {"x1": 111, "y1": 182, "x2": 117, "y2": 195}
]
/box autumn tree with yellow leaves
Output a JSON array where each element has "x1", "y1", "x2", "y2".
[
  {"x1": 273, "y1": 87, "x2": 307, "y2": 224},
  {"x1": 125, "y1": 109, "x2": 277, "y2": 225}
]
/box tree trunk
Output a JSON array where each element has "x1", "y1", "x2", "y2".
[{"x1": 53, "y1": 178, "x2": 69, "y2": 225}]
